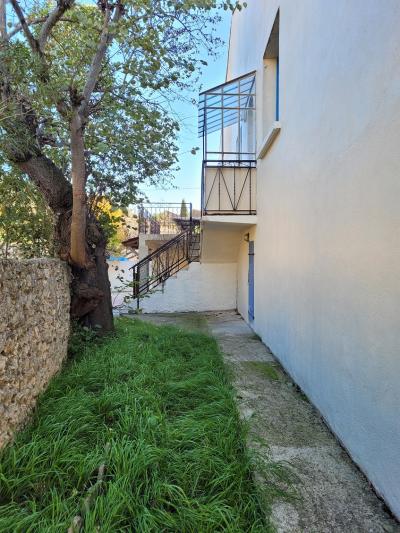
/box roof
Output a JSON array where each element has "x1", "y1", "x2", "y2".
[
  {"x1": 122, "y1": 236, "x2": 139, "y2": 249},
  {"x1": 198, "y1": 71, "x2": 256, "y2": 137}
]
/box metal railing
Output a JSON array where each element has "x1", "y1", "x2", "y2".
[
  {"x1": 134, "y1": 202, "x2": 193, "y2": 235},
  {"x1": 201, "y1": 160, "x2": 257, "y2": 215},
  {"x1": 131, "y1": 223, "x2": 200, "y2": 308}
]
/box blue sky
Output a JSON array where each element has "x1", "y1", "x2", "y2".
[{"x1": 139, "y1": 10, "x2": 232, "y2": 211}]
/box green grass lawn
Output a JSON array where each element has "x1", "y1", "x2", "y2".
[{"x1": 0, "y1": 318, "x2": 271, "y2": 532}]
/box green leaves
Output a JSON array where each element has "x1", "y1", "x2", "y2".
[
  {"x1": 0, "y1": 170, "x2": 54, "y2": 258},
  {"x1": 1, "y1": 0, "x2": 228, "y2": 211}
]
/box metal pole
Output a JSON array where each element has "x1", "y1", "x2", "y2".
[{"x1": 221, "y1": 92, "x2": 224, "y2": 161}]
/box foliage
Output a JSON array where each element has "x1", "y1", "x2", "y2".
[
  {"x1": 180, "y1": 198, "x2": 188, "y2": 218},
  {"x1": 0, "y1": 170, "x2": 54, "y2": 258},
  {"x1": 92, "y1": 197, "x2": 127, "y2": 253},
  {"x1": 67, "y1": 320, "x2": 102, "y2": 358},
  {"x1": 0, "y1": 1, "x2": 246, "y2": 207},
  {"x1": 0, "y1": 318, "x2": 281, "y2": 532}
]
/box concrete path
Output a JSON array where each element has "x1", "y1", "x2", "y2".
[{"x1": 135, "y1": 311, "x2": 399, "y2": 533}]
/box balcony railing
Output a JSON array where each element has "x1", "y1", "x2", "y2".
[
  {"x1": 134, "y1": 202, "x2": 193, "y2": 235},
  {"x1": 201, "y1": 160, "x2": 256, "y2": 215}
]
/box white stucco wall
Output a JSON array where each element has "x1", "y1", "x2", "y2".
[
  {"x1": 228, "y1": 0, "x2": 400, "y2": 518},
  {"x1": 140, "y1": 262, "x2": 237, "y2": 313},
  {"x1": 107, "y1": 259, "x2": 135, "y2": 309}
]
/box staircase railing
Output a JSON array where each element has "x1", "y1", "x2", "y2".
[{"x1": 130, "y1": 224, "x2": 200, "y2": 308}]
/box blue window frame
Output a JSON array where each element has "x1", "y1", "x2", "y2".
[{"x1": 275, "y1": 57, "x2": 280, "y2": 121}]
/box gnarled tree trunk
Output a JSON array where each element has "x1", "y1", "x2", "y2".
[
  {"x1": 1, "y1": 98, "x2": 113, "y2": 333},
  {"x1": 17, "y1": 152, "x2": 114, "y2": 333},
  {"x1": 0, "y1": 0, "x2": 121, "y2": 334}
]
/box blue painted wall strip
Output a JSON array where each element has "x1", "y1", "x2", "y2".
[
  {"x1": 276, "y1": 57, "x2": 280, "y2": 121},
  {"x1": 248, "y1": 241, "x2": 255, "y2": 320}
]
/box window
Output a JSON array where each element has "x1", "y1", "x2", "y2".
[
  {"x1": 198, "y1": 72, "x2": 256, "y2": 162},
  {"x1": 262, "y1": 11, "x2": 280, "y2": 132},
  {"x1": 258, "y1": 10, "x2": 280, "y2": 158}
]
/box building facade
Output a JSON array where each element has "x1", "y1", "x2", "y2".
[
  {"x1": 132, "y1": 0, "x2": 400, "y2": 518},
  {"x1": 221, "y1": 0, "x2": 400, "y2": 518}
]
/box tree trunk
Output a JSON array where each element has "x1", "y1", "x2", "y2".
[
  {"x1": 18, "y1": 154, "x2": 114, "y2": 333},
  {"x1": 70, "y1": 236, "x2": 114, "y2": 332},
  {"x1": 70, "y1": 110, "x2": 90, "y2": 268},
  {"x1": 1, "y1": 100, "x2": 114, "y2": 333}
]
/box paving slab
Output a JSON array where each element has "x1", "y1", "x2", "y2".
[{"x1": 133, "y1": 311, "x2": 399, "y2": 533}]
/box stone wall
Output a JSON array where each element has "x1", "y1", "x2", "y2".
[{"x1": 0, "y1": 259, "x2": 70, "y2": 447}]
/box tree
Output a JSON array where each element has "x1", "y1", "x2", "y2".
[
  {"x1": 93, "y1": 197, "x2": 126, "y2": 254},
  {"x1": 0, "y1": 170, "x2": 54, "y2": 258},
  {"x1": 180, "y1": 198, "x2": 188, "y2": 218},
  {"x1": 0, "y1": 0, "x2": 244, "y2": 332}
]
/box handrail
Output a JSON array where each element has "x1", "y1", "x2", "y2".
[
  {"x1": 130, "y1": 222, "x2": 200, "y2": 308},
  {"x1": 130, "y1": 228, "x2": 191, "y2": 271}
]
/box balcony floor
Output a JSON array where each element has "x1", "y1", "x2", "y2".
[{"x1": 202, "y1": 214, "x2": 257, "y2": 226}]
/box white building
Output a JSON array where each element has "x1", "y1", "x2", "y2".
[{"x1": 134, "y1": 0, "x2": 400, "y2": 518}]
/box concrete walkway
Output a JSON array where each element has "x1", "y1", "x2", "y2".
[{"x1": 135, "y1": 311, "x2": 399, "y2": 533}]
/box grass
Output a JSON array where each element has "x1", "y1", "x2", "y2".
[
  {"x1": 0, "y1": 318, "x2": 274, "y2": 532},
  {"x1": 243, "y1": 362, "x2": 282, "y2": 382}
]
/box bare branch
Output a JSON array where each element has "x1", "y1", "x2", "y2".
[
  {"x1": 8, "y1": 0, "x2": 40, "y2": 52},
  {"x1": 38, "y1": 0, "x2": 75, "y2": 50},
  {"x1": 7, "y1": 17, "x2": 47, "y2": 39}
]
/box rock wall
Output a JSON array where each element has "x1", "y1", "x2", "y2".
[{"x1": 0, "y1": 259, "x2": 70, "y2": 447}]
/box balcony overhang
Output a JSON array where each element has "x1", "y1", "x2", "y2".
[
  {"x1": 198, "y1": 71, "x2": 256, "y2": 139},
  {"x1": 200, "y1": 218, "x2": 256, "y2": 263},
  {"x1": 202, "y1": 215, "x2": 257, "y2": 226}
]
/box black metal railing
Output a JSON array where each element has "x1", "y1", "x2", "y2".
[
  {"x1": 135, "y1": 202, "x2": 193, "y2": 235},
  {"x1": 131, "y1": 223, "x2": 200, "y2": 308},
  {"x1": 201, "y1": 160, "x2": 256, "y2": 215}
]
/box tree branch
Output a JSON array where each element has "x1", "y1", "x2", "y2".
[
  {"x1": 79, "y1": 1, "x2": 123, "y2": 118},
  {"x1": 38, "y1": 0, "x2": 75, "y2": 50},
  {"x1": 7, "y1": 15, "x2": 75, "y2": 40},
  {"x1": 7, "y1": 17, "x2": 47, "y2": 39},
  {"x1": 8, "y1": 0, "x2": 40, "y2": 52}
]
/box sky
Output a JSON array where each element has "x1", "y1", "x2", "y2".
[{"x1": 139, "y1": 9, "x2": 232, "y2": 211}]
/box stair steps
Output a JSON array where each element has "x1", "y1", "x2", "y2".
[{"x1": 131, "y1": 225, "x2": 201, "y2": 306}]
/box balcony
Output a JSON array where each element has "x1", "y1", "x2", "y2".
[
  {"x1": 202, "y1": 160, "x2": 256, "y2": 215},
  {"x1": 136, "y1": 202, "x2": 195, "y2": 235},
  {"x1": 198, "y1": 71, "x2": 257, "y2": 216},
  {"x1": 122, "y1": 202, "x2": 200, "y2": 260}
]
